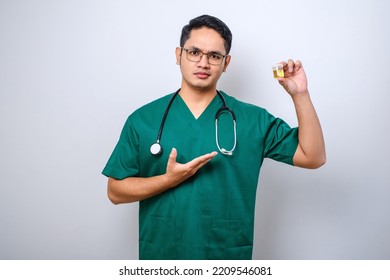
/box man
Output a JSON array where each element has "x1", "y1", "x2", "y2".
[{"x1": 102, "y1": 15, "x2": 326, "y2": 260}]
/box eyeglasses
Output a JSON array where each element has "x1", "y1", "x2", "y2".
[{"x1": 181, "y1": 48, "x2": 227, "y2": 65}]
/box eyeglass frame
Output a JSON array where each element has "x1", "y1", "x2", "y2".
[{"x1": 181, "y1": 47, "x2": 228, "y2": 65}]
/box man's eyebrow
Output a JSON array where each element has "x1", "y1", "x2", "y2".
[{"x1": 187, "y1": 46, "x2": 224, "y2": 55}]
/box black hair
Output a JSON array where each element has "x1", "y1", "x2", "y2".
[{"x1": 180, "y1": 15, "x2": 232, "y2": 54}]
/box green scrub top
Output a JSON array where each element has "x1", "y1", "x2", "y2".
[{"x1": 102, "y1": 90, "x2": 298, "y2": 260}]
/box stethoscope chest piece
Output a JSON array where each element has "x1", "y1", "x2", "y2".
[{"x1": 150, "y1": 142, "x2": 162, "y2": 156}]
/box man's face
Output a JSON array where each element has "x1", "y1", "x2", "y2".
[{"x1": 176, "y1": 27, "x2": 230, "y2": 92}]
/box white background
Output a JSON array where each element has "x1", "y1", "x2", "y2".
[{"x1": 1, "y1": 0, "x2": 389, "y2": 259}]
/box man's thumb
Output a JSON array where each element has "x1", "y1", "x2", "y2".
[{"x1": 168, "y1": 147, "x2": 177, "y2": 163}]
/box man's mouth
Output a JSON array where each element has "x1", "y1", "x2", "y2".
[{"x1": 195, "y1": 72, "x2": 210, "y2": 79}]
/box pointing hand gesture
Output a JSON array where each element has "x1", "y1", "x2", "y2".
[{"x1": 165, "y1": 148, "x2": 218, "y2": 187}]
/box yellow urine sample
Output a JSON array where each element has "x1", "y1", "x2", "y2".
[{"x1": 272, "y1": 64, "x2": 284, "y2": 78}]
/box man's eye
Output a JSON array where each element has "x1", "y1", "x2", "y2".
[
  {"x1": 210, "y1": 54, "x2": 222, "y2": 60},
  {"x1": 189, "y1": 50, "x2": 200, "y2": 56}
]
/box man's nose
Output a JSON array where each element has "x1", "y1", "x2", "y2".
[{"x1": 198, "y1": 54, "x2": 210, "y2": 67}]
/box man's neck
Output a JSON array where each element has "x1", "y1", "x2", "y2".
[{"x1": 179, "y1": 86, "x2": 217, "y2": 119}]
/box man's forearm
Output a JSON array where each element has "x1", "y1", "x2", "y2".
[
  {"x1": 292, "y1": 91, "x2": 326, "y2": 168},
  {"x1": 107, "y1": 175, "x2": 173, "y2": 204},
  {"x1": 107, "y1": 148, "x2": 218, "y2": 204}
]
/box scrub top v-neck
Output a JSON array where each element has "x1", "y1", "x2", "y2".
[
  {"x1": 102, "y1": 90, "x2": 299, "y2": 260},
  {"x1": 167, "y1": 93, "x2": 224, "y2": 160}
]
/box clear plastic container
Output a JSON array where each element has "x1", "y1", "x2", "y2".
[{"x1": 272, "y1": 63, "x2": 284, "y2": 78}]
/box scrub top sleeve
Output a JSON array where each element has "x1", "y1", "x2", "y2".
[
  {"x1": 263, "y1": 112, "x2": 299, "y2": 166},
  {"x1": 102, "y1": 116, "x2": 140, "y2": 180}
]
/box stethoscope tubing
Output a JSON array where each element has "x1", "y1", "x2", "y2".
[{"x1": 150, "y1": 89, "x2": 236, "y2": 156}]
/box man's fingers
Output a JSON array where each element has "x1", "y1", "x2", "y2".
[
  {"x1": 166, "y1": 150, "x2": 218, "y2": 185},
  {"x1": 287, "y1": 59, "x2": 294, "y2": 73},
  {"x1": 279, "y1": 59, "x2": 302, "y2": 74},
  {"x1": 168, "y1": 148, "x2": 217, "y2": 170},
  {"x1": 189, "y1": 151, "x2": 218, "y2": 170},
  {"x1": 294, "y1": 60, "x2": 302, "y2": 70}
]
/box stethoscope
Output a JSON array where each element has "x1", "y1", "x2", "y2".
[{"x1": 150, "y1": 89, "x2": 237, "y2": 156}]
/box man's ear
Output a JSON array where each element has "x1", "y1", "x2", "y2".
[
  {"x1": 175, "y1": 47, "x2": 182, "y2": 65},
  {"x1": 223, "y1": 55, "x2": 231, "y2": 72}
]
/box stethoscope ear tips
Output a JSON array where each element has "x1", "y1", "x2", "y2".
[{"x1": 150, "y1": 143, "x2": 162, "y2": 156}]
